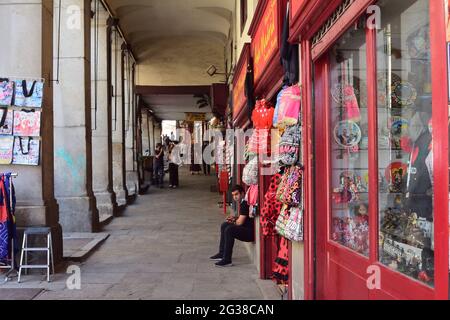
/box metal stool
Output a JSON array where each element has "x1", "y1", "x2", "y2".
[{"x1": 18, "y1": 227, "x2": 54, "y2": 283}]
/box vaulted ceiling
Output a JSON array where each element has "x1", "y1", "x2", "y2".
[
  {"x1": 105, "y1": 0, "x2": 234, "y2": 119},
  {"x1": 105, "y1": 0, "x2": 234, "y2": 61}
]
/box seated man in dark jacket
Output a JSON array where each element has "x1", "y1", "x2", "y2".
[{"x1": 210, "y1": 185, "x2": 255, "y2": 267}]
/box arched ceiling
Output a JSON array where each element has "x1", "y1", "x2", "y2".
[
  {"x1": 105, "y1": 0, "x2": 234, "y2": 61},
  {"x1": 105, "y1": 0, "x2": 234, "y2": 119}
]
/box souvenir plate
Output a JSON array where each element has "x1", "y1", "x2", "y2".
[
  {"x1": 392, "y1": 81, "x2": 417, "y2": 107},
  {"x1": 333, "y1": 120, "x2": 362, "y2": 148}
]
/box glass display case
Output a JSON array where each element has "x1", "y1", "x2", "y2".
[
  {"x1": 376, "y1": 0, "x2": 434, "y2": 287},
  {"x1": 329, "y1": 20, "x2": 370, "y2": 257}
]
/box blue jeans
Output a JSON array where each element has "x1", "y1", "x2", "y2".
[{"x1": 154, "y1": 162, "x2": 164, "y2": 186}]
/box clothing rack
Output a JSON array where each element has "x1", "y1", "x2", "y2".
[{"x1": 0, "y1": 172, "x2": 18, "y2": 283}]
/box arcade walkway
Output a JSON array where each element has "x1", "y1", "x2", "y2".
[{"x1": 1, "y1": 169, "x2": 277, "y2": 300}]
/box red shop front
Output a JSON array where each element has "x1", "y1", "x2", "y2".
[
  {"x1": 290, "y1": 0, "x2": 449, "y2": 299},
  {"x1": 233, "y1": 43, "x2": 251, "y2": 186},
  {"x1": 248, "y1": 0, "x2": 289, "y2": 284}
]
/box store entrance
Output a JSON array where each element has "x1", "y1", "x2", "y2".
[
  {"x1": 314, "y1": 22, "x2": 372, "y2": 299},
  {"x1": 313, "y1": 0, "x2": 439, "y2": 300}
]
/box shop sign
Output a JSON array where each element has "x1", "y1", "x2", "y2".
[
  {"x1": 185, "y1": 113, "x2": 206, "y2": 122},
  {"x1": 233, "y1": 62, "x2": 247, "y2": 120},
  {"x1": 252, "y1": 0, "x2": 279, "y2": 85}
]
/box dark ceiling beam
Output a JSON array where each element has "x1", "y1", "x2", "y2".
[{"x1": 136, "y1": 85, "x2": 211, "y2": 96}]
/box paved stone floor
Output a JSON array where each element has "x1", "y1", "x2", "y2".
[{"x1": 1, "y1": 168, "x2": 275, "y2": 300}]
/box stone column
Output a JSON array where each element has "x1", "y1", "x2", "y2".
[
  {"x1": 53, "y1": 0, "x2": 98, "y2": 233},
  {"x1": 140, "y1": 110, "x2": 151, "y2": 183},
  {"x1": 111, "y1": 25, "x2": 128, "y2": 207},
  {"x1": 148, "y1": 115, "x2": 155, "y2": 155},
  {"x1": 0, "y1": 0, "x2": 63, "y2": 261},
  {"x1": 141, "y1": 111, "x2": 150, "y2": 156},
  {"x1": 124, "y1": 54, "x2": 138, "y2": 197},
  {"x1": 91, "y1": 4, "x2": 116, "y2": 222}
]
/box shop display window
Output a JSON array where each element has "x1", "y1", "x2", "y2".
[
  {"x1": 376, "y1": 0, "x2": 434, "y2": 287},
  {"x1": 329, "y1": 19, "x2": 369, "y2": 257}
]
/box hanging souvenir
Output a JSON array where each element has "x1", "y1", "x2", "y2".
[
  {"x1": 385, "y1": 162, "x2": 408, "y2": 193},
  {"x1": 13, "y1": 110, "x2": 41, "y2": 137},
  {"x1": 333, "y1": 120, "x2": 362, "y2": 149},
  {"x1": 284, "y1": 207, "x2": 304, "y2": 242},
  {"x1": 260, "y1": 173, "x2": 283, "y2": 237},
  {"x1": 0, "y1": 136, "x2": 14, "y2": 165},
  {"x1": 242, "y1": 157, "x2": 258, "y2": 186},
  {"x1": 252, "y1": 99, "x2": 274, "y2": 130},
  {"x1": 0, "y1": 109, "x2": 13, "y2": 135},
  {"x1": 275, "y1": 84, "x2": 301, "y2": 129},
  {"x1": 273, "y1": 87, "x2": 287, "y2": 127},
  {"x1": 392, "y1": 81, "x2": 417, "y2": 107},
  {"x1": 0, "y1": 79, "x2": 14, "y2": 106},
  {"x1": 276, "y1": 166, "x2": 303, "y2": 206},
  {"x1": 13, "y1": 80, "x2": 44, "y2": 108},
  {"x1": 247, "y1": 128, "x2": 271, "y2": 156},
  {"x1": 272, "y1": 237, "x2": 289, "y2": 283},
  {"x1": 275, "y1": 204, "x2": 290, "y2": 238},
  {"x1": 12, "y1": 137, "x2": 40, "y2": 166},
  {"x1": 279, "y1": 124, "x2": 301, "y2": 166}
]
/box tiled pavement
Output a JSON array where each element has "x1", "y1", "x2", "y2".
[{"x1": 1, "y1": 168, "x2": 276, "y2": 300}]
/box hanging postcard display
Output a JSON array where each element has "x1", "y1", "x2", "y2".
[
  {"x1": 13, "y1": 110, "x2": 41, "y2": 137},
  {"x1": 0, "y1": 108, "x2": 13, "y2": 135},
  {"x1": 13, "y1": 80, "x2": 44, "y2": 108},
  {"x1": 12, "y1": 137, "x2": 40, "y2": 166},
  {"x1": 0, "y1": 136, "x2": 14, "y2": 165},
  {"x1": 0, "y1": 79, "x2": 14, "y2": 106}
]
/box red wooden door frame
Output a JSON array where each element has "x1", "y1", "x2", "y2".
[{"x1": 311, "y1": 0, "x2": 449, "y2": 300}]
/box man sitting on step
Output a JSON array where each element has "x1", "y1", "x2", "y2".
[{"x1": 210, "y1": 185, "x2": 255, "y2": 267}]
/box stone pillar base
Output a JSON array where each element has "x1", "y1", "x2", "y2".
[
  {"x1": 57, "y1": 196, "x2": 99, "y2": 233},
  {"x1": 94, "y1": 190, "x2": 117, "y2": 223},
  {"x1": 126, "y1": 171, "x2": 139, "y2": 198},
  {"x1": 114, "y1": 189, "x2": 127, "y2": 208}
]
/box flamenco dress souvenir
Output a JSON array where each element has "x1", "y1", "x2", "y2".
[
  {"x1": 342, "y1": 85, "x2": 361, "y2": 122},
  {"x1": 385, "y1": 162, "x2": 408, "y2": 193}
]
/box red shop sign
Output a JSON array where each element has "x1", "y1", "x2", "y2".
[
  {"x1": 251, "y1": 0, "x2": 280, "y2": 86},
  {"x1": 233, "y1": 44, "x2": 250, "y2": 121}
]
